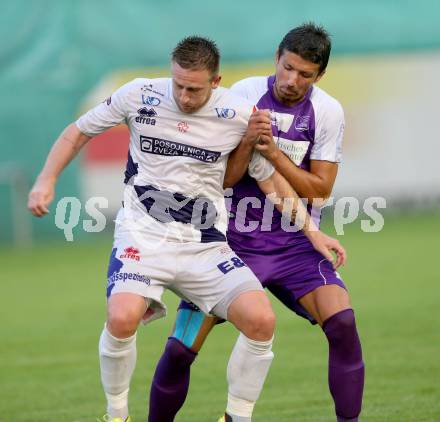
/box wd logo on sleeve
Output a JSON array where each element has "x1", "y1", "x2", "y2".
[
  {"x1": 139, "y1": 136, "x2": 221, "y2": 163},
  {"x1": 215, "y1": 108, "x2": 236, "y2": 119},
  {"x1": 142, "y1": 95, "x2": 161, "y2": 106}
]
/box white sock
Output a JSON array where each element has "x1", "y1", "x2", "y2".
[
  {"x1": 226, "y1": 333, "x2": 274, "y2": 418},
  {"x1": 99, "y1": 325, "x2": 137, "y2": 420},
  {"x1": 226, "y1": 394, "x2": 255, "y2": 421}
]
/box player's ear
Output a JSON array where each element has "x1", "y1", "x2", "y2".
[
  {"x1": 275, "y1": 49, "x2": 281, "y2": 64},
  {"x1": 211, "y1": 74, "x2": 221, "y2": 88}
]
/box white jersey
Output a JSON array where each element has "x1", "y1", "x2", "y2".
[{"x1": 76, "y1": 78, "x2": 273, "y2": 243}]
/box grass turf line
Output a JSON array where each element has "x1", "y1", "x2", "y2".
[{"x1": 0, "y1": 213, "x2": 439, "y2": 421}]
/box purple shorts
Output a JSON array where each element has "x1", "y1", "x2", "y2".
[{"x1": 229, "y1": 241, "x2": 346, "y2": 324}]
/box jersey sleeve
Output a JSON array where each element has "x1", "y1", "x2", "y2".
[
  {"x1": 230, "y1": 79, "x2": 251, "y2": 100},
  {"x1": 230, "y1": 77, "x2": 267, "y2": 104},
  {"x1": 310, "y1": 100, "x2": 344, "y2": 163},
  {"x1": 248, "y1": 151, "x2": 275, "y2": 182},
  {"x1": 75, "y1": 80, "x2": 134, "y2": 137}
]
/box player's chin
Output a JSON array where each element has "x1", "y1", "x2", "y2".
[
  {"x1": 180, "y1": 104, "x2": 197, "y2": 113},
  {"x1": 280, "y1": 88, "x2": 299, "y2": 99}
]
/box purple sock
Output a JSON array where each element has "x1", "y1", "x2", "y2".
[
  {"x1": 337, "y1": 417, "x2": 359, "y2": 422},
  {"x1": 148, "y1": 337, "x2": 197, "y2": 422},
  {"x1": 323, "y1": 309, "x2": 364, "y2": 421}
]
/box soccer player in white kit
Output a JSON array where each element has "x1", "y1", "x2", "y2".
[{"x1": 28, "y1": 36, "x2": 345, "y2": 421}]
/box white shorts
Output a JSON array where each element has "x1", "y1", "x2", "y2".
[{"x1": 106, "y1": 212, "x2": 263, "y2": 323}]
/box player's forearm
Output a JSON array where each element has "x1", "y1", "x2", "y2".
[
  {"x1": 37, "y1": 123, "x2": 91, "y2": 184},
  {"x1": 258, "y1": 172, "x2": 318, "y2": 235},
  {"x1": 265, "y1": 150, "x2": 330, "y2": 202},
  {"x1": 274, "y1": 180, "x2": 319, "y2": 236},
  {"x1": 223, "y1": 141, "x2": 254, "y2": 188}
]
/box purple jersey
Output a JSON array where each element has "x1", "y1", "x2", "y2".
[{"x1": 227, "y1": 76, "x2": 344, "y2": 254}]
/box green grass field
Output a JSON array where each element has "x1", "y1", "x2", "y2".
[{"x1": 1, "y1": 213, "x2": 439, "y2": 421}]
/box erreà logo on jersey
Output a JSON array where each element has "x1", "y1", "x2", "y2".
[
  {"x1": 136, "y1": 107, "x2": 157, "y2": 125},
  {"x1": 119, "y1": 246, "x2": 141, "y2": 261},
  {"x1": 215, "y1": 108, "x2": 236, "y2": 119},
  {"x1": 139, "y1": 135, "x2": 221, "y2": 163}
]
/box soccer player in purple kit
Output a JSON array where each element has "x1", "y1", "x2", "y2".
[{"x1": 147, "y1": 23, "x2": 364, "y2": 422}]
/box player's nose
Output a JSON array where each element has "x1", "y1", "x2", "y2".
[
  {"x1": 287, "y1": 70, "x2": 299, "y2": 86},
  {"x1": 179, "y1": 91, "x2": 190, "y2": 105}
]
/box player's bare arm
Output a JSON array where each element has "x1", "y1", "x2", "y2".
[
  {"x1": 223, "y1": 109, "x2": 272, "y2": 188},
  {"x1": 255, "y1": 136, "x2": 338, "y2": 203},
  {"x1": 257, "y1": 169, "x2": 346, "y2": 269},
  {"x1": 28, "y1": 123, "x2": 91, "y2": 217}
]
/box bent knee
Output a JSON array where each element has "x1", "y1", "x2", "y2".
[
  {"x1": 107, "y1": 308, "x2": 141, "y2": 337},
  {"x1": 227, "y1": 291, "x2": 276, "y2": 340},
  {"x1": 323, "y1": 308, "x2": 357, "y2": 337},
  {"x1": 162, "y1": 337, "x2": 197, "y2": 368},
  {"x1": 246, "y1": 309, "x2": 276, "y2": 340}
]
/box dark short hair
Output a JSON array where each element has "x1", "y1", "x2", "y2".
[
  {"x1": 278, "y1": 23, "x2": 331, "y2": 74},
  {"x1": 172, "y1": 36, "x2": 220, "y2": 76}
]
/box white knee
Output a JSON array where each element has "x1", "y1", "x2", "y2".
[
  {"x1": 107, "y1": 308, "x2": 140, "y2": 338},
  {"x1": 245, "y1": 311, "x2": 276, "y2": 341}
]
